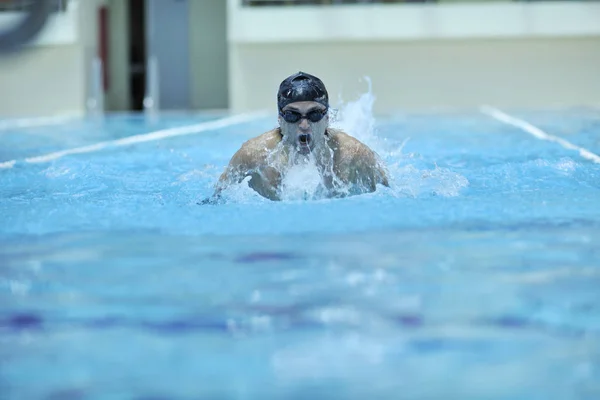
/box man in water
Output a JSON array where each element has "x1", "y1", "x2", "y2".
[{"x1": 204, "y1": 72, "x2": 388, "y2": 203}]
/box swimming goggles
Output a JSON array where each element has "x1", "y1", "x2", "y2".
[{"x1": 279, "y1": 108, "x2": 328, "y2": 123}]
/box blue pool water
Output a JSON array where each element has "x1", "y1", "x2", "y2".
[{"x1": 1, "y1": 103, "x2": 599, "y2": 399}]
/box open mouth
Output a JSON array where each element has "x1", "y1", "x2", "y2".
[{"x1": 298, "y1": 134, "x2": 311, "y2": 146}]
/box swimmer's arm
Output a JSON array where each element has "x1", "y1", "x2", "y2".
[
  {"x1": 350, "y1": 147, "x2": 390, "y2": 189},
  {"x1": 376, "y1": 159, "x2": 390, "y2": 187},
  {"x1": 200, "y1": 146, "x2": 255, "y2": 204},
  {"x1": 332, "y1": 131, "x2": 389, "y2": 189},
  {"x1": 362, "y1": 145, "x2": 389, "y2": 187}
]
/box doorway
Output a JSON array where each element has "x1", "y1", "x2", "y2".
[{"x1": 128, "y1": 0, "x2": 146, "y2": 111}]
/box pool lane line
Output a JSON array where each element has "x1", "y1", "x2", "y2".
[
  {"x1": 0, "y1": 115, "x2": 79, "y2": 131},
  {"x1": 0, "y1": 160, "x2": 16, "y2": 169},
  {"x1": 0, "y1": 111, "x2": 269, "y2": 169},
  {"x1": 480, "y1": 105, "x2": 600, "y2": 164}
]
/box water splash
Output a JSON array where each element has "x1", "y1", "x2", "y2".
[
  {"x1": 210, "y1": 77, "x2": 469, "y2": 202},
  {"x1": 280, "y1": 158, "x2": 324, "y2": 201},
  {"x1": 331, "y1": 77, "x2": 382, "y2": 152},
  {"x1": 329, "y1": 77, "x2": 469, "y2": 198},
  {"x1": 392, "y1": 164, "x2": 470, "y2": 198}
]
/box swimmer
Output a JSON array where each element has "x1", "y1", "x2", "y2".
[{"x1": 203, "y1": 72, "x2": 388, "y2": 203}]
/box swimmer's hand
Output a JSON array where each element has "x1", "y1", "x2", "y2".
[{"x1": 197, "y1": 194, "x2": 224, "y2": 205}]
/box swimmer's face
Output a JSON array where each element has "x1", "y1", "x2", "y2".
[{"x1": 279, "y1": 101, "x2": 328, "y2": 155}]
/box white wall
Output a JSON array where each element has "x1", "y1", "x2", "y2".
[
  {"x1": 189, "y1": 0, "x2": 229, "y2": 110},
  {"x1": 0, "y1": 7, "x2": 78, "y2": 47},
  {"x1": 227, "y1": 1, "x2": 600, "y2": 113},
  {"x1": 230, "y1": 38, "x2": 600, "y2": 113},
  {"x1": 2, "y1": 1, "x2": 599, "y2": 117},
  {"x1": 0, "y1": 1, "x2": 106, "y2": 118},
  {"x1": 0, "y1": 45, "x2": 85, "y2": 117}
]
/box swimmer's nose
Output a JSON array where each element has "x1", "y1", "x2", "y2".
[{"x1": 298, "y1": 118, "x2": 310, "y2": 130}]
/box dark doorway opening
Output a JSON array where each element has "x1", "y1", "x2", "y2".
[{"x1": 128, "y1": 0, "x2": 146, "y2": 111}]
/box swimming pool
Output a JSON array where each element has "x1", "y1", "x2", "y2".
[{"x1": 1, "y1": 98, "x2": 599, "y2": 398}]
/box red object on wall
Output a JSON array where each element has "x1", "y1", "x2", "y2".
[{"x1": 98, "y1": 6, "x2": 109, "y2": 91}]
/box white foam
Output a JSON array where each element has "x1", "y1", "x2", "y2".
[
  {"x1": 391, "y1": 164, "x2": 469, "y2": 198},
  {"x1": 280, "y1": 159, "x2": 323, "y2": 201}
]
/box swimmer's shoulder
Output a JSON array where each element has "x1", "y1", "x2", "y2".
[
  {"x1": 326, "y1": 128, "x2": 374, "y2": 158},
  {"x1": 239, "y1": 128, "x2": 282, "y2": 154},
  {"x1": 234, "y1": 128, "x2": 282, "y2": 164},
  {"x1": 327, "y1": 128, "x2": 389, "y2": 187}
]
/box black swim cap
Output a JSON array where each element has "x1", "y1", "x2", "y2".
[{"x1": 277, "y1": 72, "x2": 329, "y2": 111}]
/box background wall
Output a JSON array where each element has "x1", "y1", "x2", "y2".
[
  {"x1": 146, "y1": 0, "x2": 191, "y2": 110},
  {"x1": 189, "y1": 0, "x2": 228, "y2": 111},
  {"x1": 227, "y1": 1, "x2": 600, "y2": 113},
  {"x1": 0, "y1": 44, "x2": 85, "y2": 117},
  {"x1": 1, "y1": 1, "x2": 599, "y2": 117},
  {"x1": 229, "y1": 38, "x2": 600, "y2": 114},
  {"x1": 0, "y1": 4, "x2": 87, "y2": 118}
]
